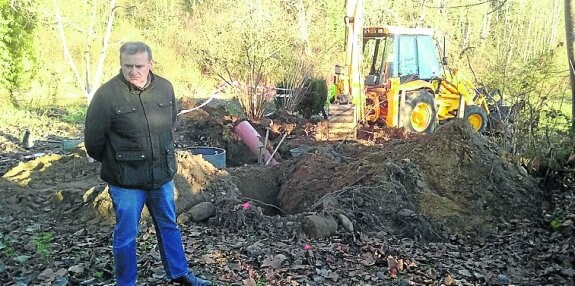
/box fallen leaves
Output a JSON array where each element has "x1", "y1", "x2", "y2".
[
  {"x1": 67, "y1": 264, "x2": 84, "y2": 275},
  {"x1": 0, "y1": 180, "x2": 574, "y2": 286},
  {"x1": 243, "y1": 278, "x2": 256, "y2": 286},
  {"x1": 260, "y1": 254, "x2": 287, "y2": 269},
  {"x1": 444, "y1": 273, "x2": 454, "y2": 285}
]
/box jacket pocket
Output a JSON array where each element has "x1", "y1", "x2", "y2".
[
  {"x1": 114, "y1": 105, "x2": 137, "y2": 115},
  {"x1": 116, "y1": 150, "x2": 148, "y2": 187},
  {"x1": 111, "y1": 105, "x2": 139, "y2": 136},
  {"x1": 154, "y1": 100, "x2": 175, "y2": 130},
  {"x1": 156, "y1": 100, "x2": 173, "y2": 108},
  {"x1": 165, "y1": 144, "x2": 177, "y2": 176}
]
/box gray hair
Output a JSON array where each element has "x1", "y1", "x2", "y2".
[{"x1": 120, "y1": 41, "x2": 153, "y2": 60}]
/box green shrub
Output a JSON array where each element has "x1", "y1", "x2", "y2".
[
  {"x1": 296, "y1": 78, "x2": 328, "y2": 119},
  {"x1": 60, "y1": 105, "x2": 87, "y2": 124}
]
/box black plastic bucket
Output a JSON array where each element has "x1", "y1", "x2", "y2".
[{"x1": 189, "y1": 147, "x2": 226, "y2": 168}]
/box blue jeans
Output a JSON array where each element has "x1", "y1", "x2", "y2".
[{"x1": 109, "y1": 180, "x2": 188, "y2": 286}]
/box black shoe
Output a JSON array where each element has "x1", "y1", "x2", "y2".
[{"x1": 172, "y1": 274, "x2": 213, "y2": 286}]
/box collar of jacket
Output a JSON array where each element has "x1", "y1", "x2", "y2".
[{"x1": 117, "y1": 70, "x2": 156, "y2": 94}]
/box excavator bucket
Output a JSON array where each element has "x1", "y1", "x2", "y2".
[{"x1": 327, "y1": 104, "x2": 356, "y2": 140}]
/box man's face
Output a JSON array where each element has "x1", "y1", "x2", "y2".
[{"x1": 120, "y1": 52, "x2": 152, "y2": 88}]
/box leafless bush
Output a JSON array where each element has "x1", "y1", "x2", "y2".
[
  {"x1": 486, "y1": 54, "x2": 572, "y2": 172},
  {"x1": 275, "y1": 57, "x2": 313, "y2": 113},
  {"x1": 233, "y1": 73, "x2": 272, "y2": 120}
]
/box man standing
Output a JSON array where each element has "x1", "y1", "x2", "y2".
[{"x1": 84, "y1": 41, "x2": 212, "y2": 286}]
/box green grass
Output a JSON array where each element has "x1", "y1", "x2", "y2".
[
  {"x1": 200, "y1": 246, "x2": 211, "y2": 255},
  {"x1": 60, "y1": 105, "x2": 87, "y2": 124},
  {"x1": 223, "y1": 99, "x2": 245, "y2": 116},
  {"x1": 33, "y1": 231, "x2": 55, "y2": 260},
  {"x1": 1, "y1": 245, "x2": 17, "y2": 258},
  {"x1": 0, "y1": 235, "x2": 18, "y2": 258},
  {"x1": 0, "y1": 104, "x2": 83, "y2": 138},
  {"x1": 539, "y1": 88, "x2": 572, "y2": 130}
]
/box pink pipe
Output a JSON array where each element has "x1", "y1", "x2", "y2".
[{"x1": 234, "y1": 121, "x2": 278, "y2": 166}]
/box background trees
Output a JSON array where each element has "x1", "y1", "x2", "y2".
[
  {"x1": 0, "y1": 0, "x2": 37, "y2": 107},
  {"x1": 0, "y1": 0, "x2": 571, "y2": 132}
]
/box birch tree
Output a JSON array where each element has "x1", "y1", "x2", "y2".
[
  {"x1": 565, "y1": 0, "x2": 575, "y2": 129},
  {"x1": 53, "y1": 0, "x2": 120, "y2": 104}
]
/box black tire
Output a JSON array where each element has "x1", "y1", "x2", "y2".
[
  {"x1": 400, "y1": 90, "x2": 437, "y2": 133},
  {"x1": 464, "y1": 105, "x2": 488, "y2": 132}
]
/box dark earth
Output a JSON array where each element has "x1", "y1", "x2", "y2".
[{"x1": 0, "y1": 98, "x2": 574, "y2": 286}]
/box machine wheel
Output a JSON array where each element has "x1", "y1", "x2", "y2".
[
  {"x1": 464, "y1": 105, "x2": 488, "y2": 133},
  {"x1": 401, "y1": 91, "x2": 437, "y2": 133}
]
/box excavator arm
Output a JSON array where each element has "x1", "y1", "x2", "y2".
[{"x1": 328, "y1": 0, "x2": 364, "y2": 140}]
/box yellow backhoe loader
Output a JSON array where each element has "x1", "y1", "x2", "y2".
[{"x1": 327, "y1": 0, "x2": 491, "y2": 140}]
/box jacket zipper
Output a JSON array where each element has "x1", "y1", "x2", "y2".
[{"x1": 139, "y1": 90, "x2": 155, "y2": 187}]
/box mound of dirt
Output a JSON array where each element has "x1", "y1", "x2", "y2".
[
  {"x1": 0, "y1": 109, "x2": 544, "y2": 243},
  {"x1": 173, "y1": 150, "x2": 235, "y2": 212},
  {"x1": 277, "y1": 145, "x2": 362, "y2": 214},
  {"x1": 356, "y1": 124, "x2": 422, "y2": 143},
  {"x1": 277, "y1": 119, "x2": 542, "y2": 241},
  {"x1": 0, "y1": 146, "x2": 241, "y2": 226},
  {"x1": 0, "y1": 147, "x2": 103, "y2": 225},
  {"x1": 2, "y1": 147, "x2": 98, "y2": 189}
]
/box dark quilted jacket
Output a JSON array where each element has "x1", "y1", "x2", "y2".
[{"x1": 84, "y1": 72, "x2": 178, "y2": 189}]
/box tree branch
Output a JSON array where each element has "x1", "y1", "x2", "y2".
[
  {"x1": 84, "y1": 0, "x2": 98, "y2": 94},
  {"x1": 90, "y1": 0, "x2": 117, "y2": 103},
  {"x1": 424, "y1": 0, "x2": 501, "y2": 10},
  {"x1": 53, "y1": 0, "x2": 86, "y2": 95}
]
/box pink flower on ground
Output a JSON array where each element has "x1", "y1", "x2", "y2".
[
  {"x1": 304, "y1": 244, "x2": 312, "y2": 251},
  {"x1": 241, "y1": 201, "x2": 251, "y2": 210}
]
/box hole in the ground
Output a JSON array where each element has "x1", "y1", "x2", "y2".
[{"x1": 229, "y1": 166, "x2": 282, "y2": 216}]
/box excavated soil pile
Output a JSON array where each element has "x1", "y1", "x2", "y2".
[
  {"x1": 0, "y1": 109, "x2": 544, "y2": 243},
  {"x1": 0, "y1": 146, "x2": 239, "y2": 227},
  {"x1": 277, "y1": 119, "x2": 543, "y2": 241},
  {"x1": 0, "y1": 147, "x2": 103, "y2": 226}
]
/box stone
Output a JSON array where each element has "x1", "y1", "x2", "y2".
[
  {"x1": 337, "y1": 214, "x2": 354, "y2": 233},
  {"x1": 188, "y1": 202, "x2": 216, "y2": 222},
  {"x1": 302, "y1": 215, "x2": 338, "y2": 239}
]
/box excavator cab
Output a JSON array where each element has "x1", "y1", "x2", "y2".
[
  {"x1": 363, "y1": 27, "x2": 441, "y2": 86},
  {"x1": 357, "y1": 26, "x2": 440, "y2": 133}
]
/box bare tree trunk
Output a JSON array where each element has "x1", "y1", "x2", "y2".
[
  {"x1": 90, "y1": 0, "x2": 117, "y2": 104},
  {"x1": 296, "y1": 0, "x2": 309, "y2": 56},
  {"x1": 480, "y1": 10, "x2": 492, "y2": 49},
  {"x1": 416, "y1": 0, "x2": 428, "y2": 27},
  {"x1": 523, "y1": 1, "x2": 534, "y2": 60},
  {"x1": 85, "y1": 0, "x2": 98, "y2": 95},
  {"x1": 504, "y1": 4, "x2": 516, "y2": 69},
  {"x1": 54, "y1": 0, "x2": 86, "y2": 95},
  {"x1": 541, "y1": 7, "x2": 550, "y2": 53},
  {"x1": 549, "y1": 0, "x2": 561, "y2": 51},
  {"x1": 463, "y1": 17, "x2": 471, "y2": 50},
  {"x1": 565, "y1": 0, "x2": 575, "y2": 129},
  {"x1": 457, "y1": 10, "x2": 467, "y2": 51}
]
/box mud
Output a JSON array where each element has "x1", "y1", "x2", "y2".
[{"x1": 0, "y1": 104, "x2": 542, "y2": 243}]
